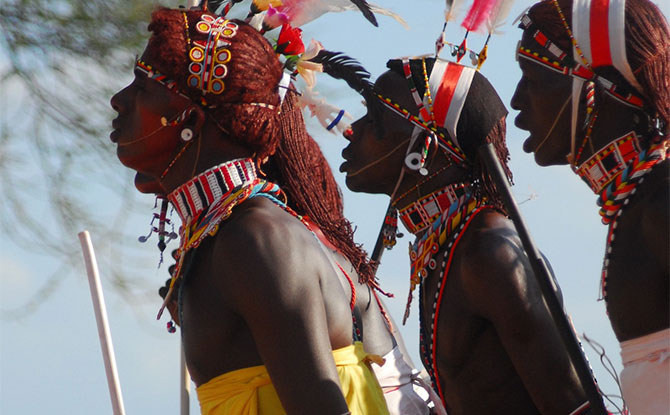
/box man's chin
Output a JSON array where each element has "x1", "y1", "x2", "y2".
[{"x1": 134, "y1": 172, "x2": 163, "y2": 194}]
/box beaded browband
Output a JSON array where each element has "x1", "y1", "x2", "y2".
[
  {"x1": 516, "y1": 14, "x2": 644, "y2": 109},
  {"x1": 136, "y1": 12, "x2": 279, "y2": 110},
  {"x1": 167, "y1": 158, "x2": 257, "y2": 223}
]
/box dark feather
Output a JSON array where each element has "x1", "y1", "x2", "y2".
[
  {"x1": 309, "y1": 50, "x2": 374, "y2": 97},
  {"x1": 350, "y1": 0, "x2": 378, "y2": 27}
]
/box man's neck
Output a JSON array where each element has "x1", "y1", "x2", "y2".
[
  {"x1": 159, "y1": 122, "x2": 255, "y2": 194},
  {"x1": 393, "y1": 164, "x2": 469, "y2": 210}
]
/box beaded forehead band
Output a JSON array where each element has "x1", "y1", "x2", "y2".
[
  {"x1": 516, "y1": 13, "x2": 643, "y2": 109},
  {"x1": 134, "y1": 12, "x2": 280, "y2": 111},
  {"x1": 375, "y1": 58, "x2": 475, "y2": 166}
]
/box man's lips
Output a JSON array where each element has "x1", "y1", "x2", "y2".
[
  {"x1": 340, "y1": 148, "x2": 352, "y2": 173},
  {"x1": 514, "y1": 113, "x2": 528, "y2": 131},
  {"x1": 110, "y1": 118, "x2": 121, "y2": 143}
]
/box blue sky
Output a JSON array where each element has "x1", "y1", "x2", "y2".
[{"x1": 2, "y1": 0, "x2": 668, "y2": 413}]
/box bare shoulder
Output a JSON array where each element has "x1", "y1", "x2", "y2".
[
  {"x1": 456, "y1": 209, "x2": 537, "y2": 313},
  {"x1": 208, "y1": 197, "x2": 322, "y2": 312},
  {"x1": 459, "y1": 209, "x2": 524, "y2": 278},
  {"x1": 640, "y1": 160, "x2": 669, "y2": 233}
]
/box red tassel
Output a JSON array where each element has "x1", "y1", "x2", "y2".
[{"x1": 461, "y1": 0, "x2": 500, "y2": 33}]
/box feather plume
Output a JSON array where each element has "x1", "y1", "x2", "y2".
[
  {"x1": 461, "y1": 0, "x2": 501, "y2": 33},
  {"x1": 444, "y1": 0, "x2": 467, "y2": 23},
  {"x1": 275, "y1": 0, "x2": 407, "y2": 29},
  {"x1": 485, "y1": 0, "x2": 515, "y2": 35},
  {"x1": 350, "y1": 0, "x2": 378, "y2": 26},
  {"x1": 309, "y1": 50, "x2": 374, "y2": 97}
]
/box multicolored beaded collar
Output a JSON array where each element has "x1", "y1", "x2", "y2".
[
  {"x1": 572, "y1": 132, "x2": 669, "y2": 225},
  {"x1": 402, "y1": 185, "x2": 482, "y2": 324},
  {"x1": 575, "y1": 132, "x2": 642, "y2": 195},
  {"x1": 168, "y1": 158, "x2": 257, "y2": 224},
  {"x1": 158, "y1": 159, "x2": 284, "y2": 317},
  {"x1": 396, "y1": 182, "x2": 469, "y2": 234}
]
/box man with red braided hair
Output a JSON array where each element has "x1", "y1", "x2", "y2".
[
  {"x1": 511, "y1": 0, "x2": 669, "y2": 413},
  {"x1": 110, "y1": 5, "x2": 389, "y2": 415}
]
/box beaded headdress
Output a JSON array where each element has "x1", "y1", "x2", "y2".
[{"x1": 516, "y1": 0, "x2": 648, "y2": 166}]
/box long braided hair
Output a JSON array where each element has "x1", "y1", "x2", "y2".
[
  {"x1": 527, "y1": 0, "x2": 670, "y2": 136},
  {"x1": 267, "y1": 90, "x2": 376, "y2": 284},
  {"x1": 387, "y1": 58, "x2": 513, "y2": 214},
  {"x1": 144, "y1": 7, "x2": 284, "y2": 161}
]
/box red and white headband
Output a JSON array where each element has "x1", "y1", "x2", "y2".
[
  {"x1": 423, "y1": 60, "x2": 476, "y2": 150},
  {"x1": 572, "y1": 0, "x2": 642, "y2": 92}
]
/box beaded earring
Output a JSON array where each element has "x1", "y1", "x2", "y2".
[
  {"x1": 381, "y1": 205, "x2": 403, "y2": 250},
  {"x1": 138, "y1": 195, "x2": 178, "y2": 266}
]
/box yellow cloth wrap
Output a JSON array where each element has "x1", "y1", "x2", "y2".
[{"x1": 196, "y1": 341, "x2": 389, "y2": 415}]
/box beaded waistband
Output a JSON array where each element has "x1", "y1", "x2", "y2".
[{"x1": 168, "y1": 158, "x2": 257, "y2": 223}]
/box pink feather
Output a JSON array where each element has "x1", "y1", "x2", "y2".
[{"x1": 461, "y1": 0, "x2": 501, "y2": 33}]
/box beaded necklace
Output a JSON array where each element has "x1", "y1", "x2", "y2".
[
  {"x1": 574, "y1": 132, "x2": 642, "y2": 197},
  {"x1": 397, "y1": 182, "x2": 469, "y2": 235},
  {"x1": 158, "y1": 159, "x2": 284, "y2": 316},
  {"x1": 594, "y1": 137, "x2": 669, "y2": 301},
  {"x1": 594, "y1": 138, "x2": 668, "y2": 224},
  {"x1": 418, "y1": 203, "x2": 491, "y2": 403},
  {"x1": 401, "y1": 185, "x2": 482, "y2": 324}
]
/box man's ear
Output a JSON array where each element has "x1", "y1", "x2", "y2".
[{"x1": 187, "y1": 105, "x2": 206, "y2": 135}]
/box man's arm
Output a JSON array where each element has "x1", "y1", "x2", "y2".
[
  {"x1": 213, "y1": 207, "x2": 351, "y2": 415},
  {"x1": 462, "y1": 217, "x2": 588, "y2": 415}
]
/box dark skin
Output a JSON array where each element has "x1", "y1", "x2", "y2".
[
  {"x1": 511, "y1": 32, "x2": 669, "y2": 342},
  {"x1": 343, "y1": 69, "x2": 588, "y2": 414},
  {"x1": 110, "y1": 48, "x2": 354, "y2": 414}
]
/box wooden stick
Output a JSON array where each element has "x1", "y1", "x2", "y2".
[
  {"x1": 78, "y1": 231, "x2": 126, "y2": 415},
  {"x1": 478, "y1": 144, "x2": 607, "y2": 414},
  {"x1": 181, "y1": 344, "x2": 190, "y2": 415}
]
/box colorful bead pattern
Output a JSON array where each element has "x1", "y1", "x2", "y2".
[
  {"x1": 398, "y1": 182, "x2": 469, "y2": 234},
  {"x1": 595, "y1": 138, "x2": 668, "y2": 224},
  {"x1": 187, "y1": 15, "x2": 238, "y2": 97},
  {"x1": 381, "y1": 205, "x2": 399, "y2": 249},
  {"x1": 135, "y1": 58, "x2": 191, "y2": 101},
  {"x1": 375, "y1": 93, "x2": 466, "y2": 165},
  {"x1": 575, "y1": 132, "x2": 642, "y2": 194},
  {"x1": 517, "y1": 15, "x2": 644, "y2": 109},
  {"x1": 402, "y1": 58, "x2": 432, "y2": 126},
  {"x1": 168, "y1": 158, "x2": 257, "y2": 224},
  {"x1": 402, "y1": 188, "x2": 480, "y2": 324},
  {"x1": 417, "y1": 204, "x2": 491, "y2": 403}
]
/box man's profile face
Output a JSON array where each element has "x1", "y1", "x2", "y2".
[
  {"x1": 341, "y1": 70, "x2": 416, "y2": 195},
  {"x1": 110, "y1": 46, "x2": 193, "y2": 191},
  {"x1": 510, "y1": 31, "x2": 575, "y2": 166}
]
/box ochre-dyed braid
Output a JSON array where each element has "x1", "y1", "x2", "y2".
[
  {"x1": 529, "y1": 0, "x2": 670, "y2": 134},
  {"x1": 273, "y1": 91, "x2": 376, "y2": 284},
  {"x1": 469, "y1": 118, "x2": 512, "y2": 215},
  {"x1": 146, "y1": 8, "x2": 283, "y2": 161}
]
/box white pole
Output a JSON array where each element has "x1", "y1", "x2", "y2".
[
  {"x1": 78, "y1": 231, "x2": 126, "y2": 415},
  {"x1": 181, "y1": 345, "x2": 191, "y2": 415}
]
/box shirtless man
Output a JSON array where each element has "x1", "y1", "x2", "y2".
[
  {"x1": 511, "y1": 1, "x2": 669, "y2": 413},
  {"x1": 329, "y1": 56, "x2": 593, "y2": 414},
  {"x1": 110, "y1": 6, "x2": 387, "y2": 414}
]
